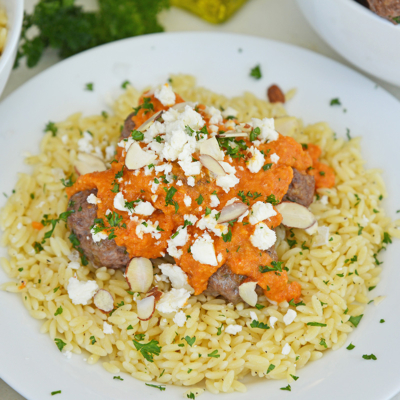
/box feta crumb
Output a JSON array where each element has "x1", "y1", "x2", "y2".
[
  {"x1": 105, "y1": 144, "x2": 116, "y2": 160},
  {"x1": 166, "y1": 226, "x2": 189, "y2": 260},
  {"x1": 61, "y1": 135, "x2": 68, "y2": 144},
  {"x1": 63, "y1": 350, "x2": 72, "y2": 359},
  {"x1": 225, "y1": 324, "x2": 242, "y2": 335},
  {"x1": 269, "y1": 316, "x2": 278, "y2": 328},
  {"x1": 135, "y1": 219, "x2": 161, "y2": 240},
  {"x1": 187, "y1": 177, "x2": 195, "y2": 187},
  {"x1": 247, "y1": 146, "x2": 265, "y2": 173},
  {"x1": 217, "y1": 253, "x2": 223, "y2": 263},
  {"x1": 191, "y1": 232, "x2": 218, "y2": 266},
  {"x1": 67, "y1": 277, "x2": 98, "y2": 305},
  {"x1": 159, "y1": 263, "x2": 191, "y2": 290},
  {"x1": 134, "y1": 201, "x2": 155, "y2": 216},
  {"x1": 206, "y1": 106, "x2": 223, "y2": 125},
  {"x1": 184, "y1": 214, "x2": 198, "y2": 225},
  {"x1": 216, "y1": 162, "x2": 240, "y2": 193},
  {"x1": 283, "y1": 309, "x2": 297, "y2": 325},
  {"x1": 250, "y1": 311, "x2": 258, "y2": 321},
  {"x1": 249, "y1": 201, "x2": 277, "y2": 225},
  {"x1": 184, "y1": 194, "x2": 192, "y2": 207},
  {"x1": 103, "y1": 321, "x2": 114, "y2": 334},
  {"x1": 173, "y1": 310, "x2": 187, "y2": 327},
  {"x1": 68, "y1": 249, "x2": 80, "y2": 262},
  {"x1": 281, "y1": 343, "x2": 291, "y2": 355},
  {"x1": 251, "y1": 117, "x2": 279, "y2": 143},
  {"x1": 250, "y1": 222, "x2": 277, "y2": 251},
  {"x1": 320, "y1": 195, "x2": 328, "y2": 205},
  {"x1": 151, "y1": 195, "x2": 158, "y2": 203},
  {"x1": 210, "y1": 194, "x2": 220, "y2": 208},
  {"x1": 87, "y1": 193, "x2": 100, "y2": 205},
  {"x1": 67, "y1": 261, "x2": 80, "y2": 270},
  {"x1": 113, "y1": 192, "x2": 129, "y2": 213},
  {"x1": 17, "y1": 222, "x2": 23, "y2": 230},
  {"x1": 197, "y1": 210, "x2": 228, "y2": 237},
  {"x1": 176, "y1": 180, "x2": 183, "y2": 186},
  {"x1": 270, "y1": 153, "x2": 280, "y2": 164},
  {"x1": 78, "y1": 131, "x2": 94, "y2": 153},
  {"x1": 156, "y1": 288, "x2": 191, "y2": 313},
  {"x1": 90, "y1": 226, "x2": 108, "y2": 243},
  {"x1": 222, "y1": 106, "x2": 238, "y2": 118},
  {"x1": 154, "y1": 83, "x2": 176, "y2": 106}
]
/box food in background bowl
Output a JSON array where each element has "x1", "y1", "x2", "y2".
[
  {"x1": 0, "y1": 75, "x2": 397, "y2": 395},
  {"x1": 355, "y1": 0, "x2": 400, "y2": 24},
  {"x1": 0, "y1": 7, "x2": 7, "y2": 56}
]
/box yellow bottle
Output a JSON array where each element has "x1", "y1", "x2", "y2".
[{"x1": 170, "y1": 0, "x2": 249, "y2": 24}]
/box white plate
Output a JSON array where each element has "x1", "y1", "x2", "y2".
[{"x1": 0, "y1": 32, "x2": 399, "y2": 400}]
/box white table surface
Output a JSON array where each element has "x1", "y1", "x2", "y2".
[{"x1": 1, "y1": 1, "x2": 399, "y2": 399}]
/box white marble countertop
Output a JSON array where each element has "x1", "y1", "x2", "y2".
[{"x1": 1, "y1": 0, "x2": 399, "y2": 399}]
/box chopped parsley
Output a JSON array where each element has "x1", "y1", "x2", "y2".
[
  {"x1": 217, "y1": 323, "x2": 223, "y2": 336},
  {"x1": 195, "y1": 194, "x2": 204, "y2": 205},
  {"x1": 133, "y1": 97, "x2": 154, "y2": 116},
  {"x1": 145, "y1": 383, "x2": 166, "y2": 391},
  {"x1": 90, "y1": 336, "x2": 96, "y2": 345},
  {"x1": 51, "y1": 391, "x2": 61, "y2": 396},
  {"x1": 380, "y1": 319, "x2": 385, "y2": 323},
  {"x1": 132, "y1": 339, "x2": 161, "y2": 362},
  {"x1": 207, "y1": 350, "x2": 220, "y2": 358},
  {"x1": 267, "y1": 364, "x2": 275, "y2": 374},
  {"x1": 131, "y1": 130, "x2": 144, "y2": 141},
  {"x1": 44, "y1": 121, "x2": 58, "y2": 136},
  {"x1": 362, "y1": 354, "x2": 377, "y2": 360},
  {"x1": 255, "y1": 304, "x2": 265, "y2": 310},
  {"x1": 54, "y1": 306, "x2": 63, "y2": 316},
  {"x1": 113, "y1": 376, "x2": 123, "y2": 380},
  {"x1": 347, "y1": 343, "x2": 355, "y2": 350},
  {"x1": 348, "y1": 314, "x2": 363, "y2": 328},
  {"x1": 249, "y1": 126, "x2": 261, "y2": 142},
  {"x1": 250, "y1": 320, "x2": 270, "y2": 330},
  {"x1": 330, "y1": 98, "x2": 341, "y2": 106},
  {"x1": 266, "y1": 194, "x2": 279, "y2": 205},
  {"x1": 280, "y1": 385, "x2": 291, "y2": 391},
  {"x1": 383, "y1": 232, "x2": 392, "y2": 245},
  {"x1": 259, "y1": 260, "x2": 283, "y2": 273},
  {"x1": 319, "y1": 171, "x2": 325, "y2": 176},
  {"x1": 287, "y1": 238, "x2": 297, "y2": 248},
  {"x1": 85, "y1": 82, "x2": 94, "y2": 91},
  {"x1": 250, "y1": 64, "x2": 262, "y2": 80},
  {"x1": 121, "y1": 80, "x2": 130, "y2": 89},
  {"x1": 222, "y1": 227, "x2": 232, "y2": 243},
  {"x1": 306, "y1": 322, "x2": 327, "y2": 327},
  {"x1": 290, "y1": 374, "x2": 299, "y2": 381},
  {"x1": 54, "y1": 338, "x2": 66, "y2": 352},
  {"x1": 263, "y1": 163, "x2": 273, "y2": 171},
  {"x1": 183, "y1": 336, "x2": 196, "y2": 347},
  {"x1": 319, "y1": 338, "x2": 327, "y2": 348},
  {"x1": 288, "y1": 299, "x2": 305, "y2": 307},
  {"x1": 134, "y1": 333, "x2": 145, "y2": 341}
]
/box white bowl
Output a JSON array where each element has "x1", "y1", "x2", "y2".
[
  {"x1": 296, "y1": 0, "x2": 400, "y2": 87},
  {"x1": 0, "y1": 0, "x2": 24, "y2": 98}
]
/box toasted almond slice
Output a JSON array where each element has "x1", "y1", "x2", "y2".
[
  {"x1": 200, "y1": 137, "x2": 224, "y2": 161},
  {"x1": 93, "y1": 289, "x2": 114, "y2": 313},
  {"x1": 218, "y1": 202, "x2": 249, "y2": 223},
  {"x1": 125, "y1": 142, "x2": 157, "y2": 170},
  {"x1": 171, "y1": 101, "x2": 196, "y2": 111},
  {"x1": 137, "y1": 110, "x2": 163, "y2": 132},
  {"x1": 217, "y1": 132, "x2": 248, "y2": 138},
  {"x1": 276, "y1": 201, "x2": 316, "y2": 229},
  {"x1": 125, "y1": 257, "x2": 154, "y2": 293},
  {"x1": 199, "y1": 154, "x2": 226, "y2": 176},
  {"x1": 137, "y1": 296, "x2": 156, "y2": 321},
  {"x1": 239, "y1": 281, "x2": 258, "y2": 306},
  {"x1": 74, "y1": 153, "x2": 107, "y2": 176},
  {"x1": 305, "y1": 221, "x2": 318, "y2": 235}
]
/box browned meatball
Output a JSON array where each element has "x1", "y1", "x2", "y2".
[
  {"x1": 205, "y1": 246, "x2": 278, "y2": 304},
  {"x1": 67, "y1": 189, "x2": 130, "y2": 269},
  {"x1": 282, "y1": 168, "x2": 315, "y2": 207}
]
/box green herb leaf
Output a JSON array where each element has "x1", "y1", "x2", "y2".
[
  {"x1": 280, "y1": 385, "x2": 291, "y2": 391},
  {"x1": 54, "y1": 338, "x2": 66, "y2": 352},
  {"x1": 207, "y1": 350, "x2": 220, "y2": 358},
  {"x1": 306, "y1": 322, "x2": 327, "y2": 327},
  {"x1": 362, "y1": 354, "x2": 377, "y2": 360},
  {"x1": 222, "y1": 227, "x2": 232, "y2": 243},
  {"x1": 145, "y1": 383, "x2": 166, "y2": 391},
  {"x1": 267, "y1": 364, "x2": 275, "y2": 374},
  {"x1": 54, "y1": 306, "x2": 63, "y2": 316},
  {"x1": 132, "y1": 339, "x2": 161, "y2": 362},
  {"x1": 348, "y1": 314, "x2": 363, "y2": 328},
  {"x1": 195, "y1": 194, "x2": 204, "y2": 205},
  {"x1": 51, "y1": 391, "x2": 61, "y2": 396},
  {"x1": 250, "y1": 320, "x2": 270, "y2": 330},
  {"x1": 255, "y1": 304, "x2": 265, "y2": 310},
  {"x1": 250, "y1": 64, "x2": 262, "y2": 80},
  {"x1": 131, "y1": 130, "x2": 144, "y2": 141},
  {"x1": 113, "y1": 376, "x2": 123, "y2": 380},
  {"x1": 330, "y1": 98, "x2": 341, "y2": 106},
  {"x1": 217, "y1": 323, "x2": 223, "y2": 336},
  {"x1": 347, "y1": 343, "x2": 355, "y2": 350},
  {"x1": 44, "y1": 121, "x2": 58, "y2": 136}
]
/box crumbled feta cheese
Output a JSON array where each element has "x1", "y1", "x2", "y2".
[
  {"x1": 320, "y1": 195, "x2": 328, "y2": 205},
  {"x1": 63, "y1": 350, "x2": 72, "y2": 359},
  {"x1": 184, "y1": 214, "x2": 198, "y2": 225},
  {"x1": 198, "y1": 206, "x2": 202, "y2": 212},
  {"x1": 68, "y1": 249, "x2": 80, "y2": 262},
  {"x1": 197, "y1": 210, "x2": 228, "y2": 237},
  {"x1": 36, "y1": 201, "x2": 45, "y2": 209},
  {"x1": 178, "y1": 158, "x2": 202, "y2": 176},
  {"x1": 61, "y1": 135, "x2": 68, "y2": 144},
  {"x1": 90, "y1": 226, "x2": 108, "y2": 243},
  {"x1": 210, "y1": 194, "x2": 220, "y2": 208},
  {"x1": 156, "y1": 288, "x2": 191, "y2": 313},
  {"x1": 135, "y1": 219, "x2": 162, "y2": 240},
  {"x1": 67, "y1": 276, "x2": 99, "y2": 305},
  {"x1": 187, "y1": 177, "x2": 195, "y2": 187},
  {"x1": 225, "y1": 324, "x2": 242, "y2": 335},
  {"x1": 216, "y1": 162, "x2": 239, "y2": 193},
  {"x1": 17, "y1": 222, "x2": 23, "y2": 230},
  {"x1": 105, "y1": 144, "x2": 116, "y2": 160},
  {"x1": 270, "y1": 153, "x2": 280, "y2": 164},
  {"x1": 281, "y1": 343, "x2": 291, "y2": 355},
  {"x1": 159, "y1": 263, "x2": 191, "y2": 290},
  {"x1": 222, "y1": 106, "x2": 238, "y2": 118},
  {"x1": 113, "y1": 192, "x2": 129, "y2": 213},
  {"x1": 269, "y1": 316, "x2": 278, "y2": 328},
  {"x1": 167, "y1": 226, "x2": 189, "y2": 260},
  {"x1": 67, "y1": 261, "x2": 80, "y2": 270},
  {"x1": 361, "y1": 215, "x2": 369, "y2": 225},
  {"x1": 134, "y1": 201, "x2": 155, "y2": 216},
  {"x1": 247, "y1": 146, "x2": 265, "y2": 173},
  {"x1": 173, "y1": 310, "x2": 187, "y2": 327},
  {"x1": 217, "y1": 253, "x2": 223, "y2": 263},
  {"x1": 191, "y1": 232, "x2": 218, "y2": 266},
  {"x1": 206, "y1": 106, "x2": 223, "y2": 125},
  {"x1": 154, "y1": 83, "x2": 176, "y2": 106},
  {"x1": 250, "y1": 311, "x2": 258, "y2": 321},
  {"x1": 78, "y1": 131, "x2": 94, "y2": 153},
  {"x1": 249, "y1": 202, "x2": 277, "y2": 225},
  {"x1": 250, "y1": 222, "x2": 277, "y2": 250},
  {"x1": 312, "y1": 226, "x2": 330, "y2": 247},
  {"x1": 176, "y1": 180, "x2": 183, "y2": 186},
  {"x1": 151, "y1": 195, "x2": 158, "y2": 203},
  {"x1": 251, "y1": 117, "x2": 279, "y2": 143},
  {"x1": 184, "y1": 195, "x2": 192, "y2": 207},
  {"x1": 283, "y1": 309, "x2": 297, "y2": 325},
  {"x1": 103, "y1": 321, "x2": 114, "y2": 334},
  {"x1": 87, "y1": 193, "x2": 101, "y2": 205}
]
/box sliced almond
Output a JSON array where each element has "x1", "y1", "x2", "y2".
[
  {"x1": 217, "y1": 132, "x2": 248, "y2": 138},
  {"x1": 93, "y1": 289, "x2": 114, "y2": 313},
  {"x1": 239, "y1": 281, "x2": 258, "y2": 306},
  {"x1": 137, "y1": 110, "x2": 163, "y2": 132},
  {"x1": 143, "y1": 88, "x2": 155, "y2": 97},
  {"x1": 171, "y1": 101, "x2": 196, "y2": 111},
  {"x1": 305, "y1": 221, "x2": 318, "y2": 235},
  {"x1": 125, "y1": 257, "x2": 154, "y2": 293},
  {"x1": 218, "y1": 202, "x2": 249, "y2": 223},
  {"x1": 274, "y1": 117, "x2": 299, "y2": 137},
  {"x1": 137, "y1": 296, "x2": 156, "y2": 321},
  {"x1": 199, "y1": 154, "x2": 226, "y2": 176},
  {"x1": 276, "y1": 201, "x2": 316, "y2": 229},
  {"x1": 125, "y1": 142, "x2": 157, "y2": 170},
  {"x1": 200, "y1": 137, "x2": 224, "y2": 161},
  {"x1": 74, "y1": 153, "x2": 107, "y2": 176}
]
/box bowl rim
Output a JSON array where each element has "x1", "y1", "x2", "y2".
[
  {"x1": 338, "y1": 0, "x2": 400, "y2": 28},
  {"x1": 0, "y1": 0, "x2": 24, "y2": 75}
]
